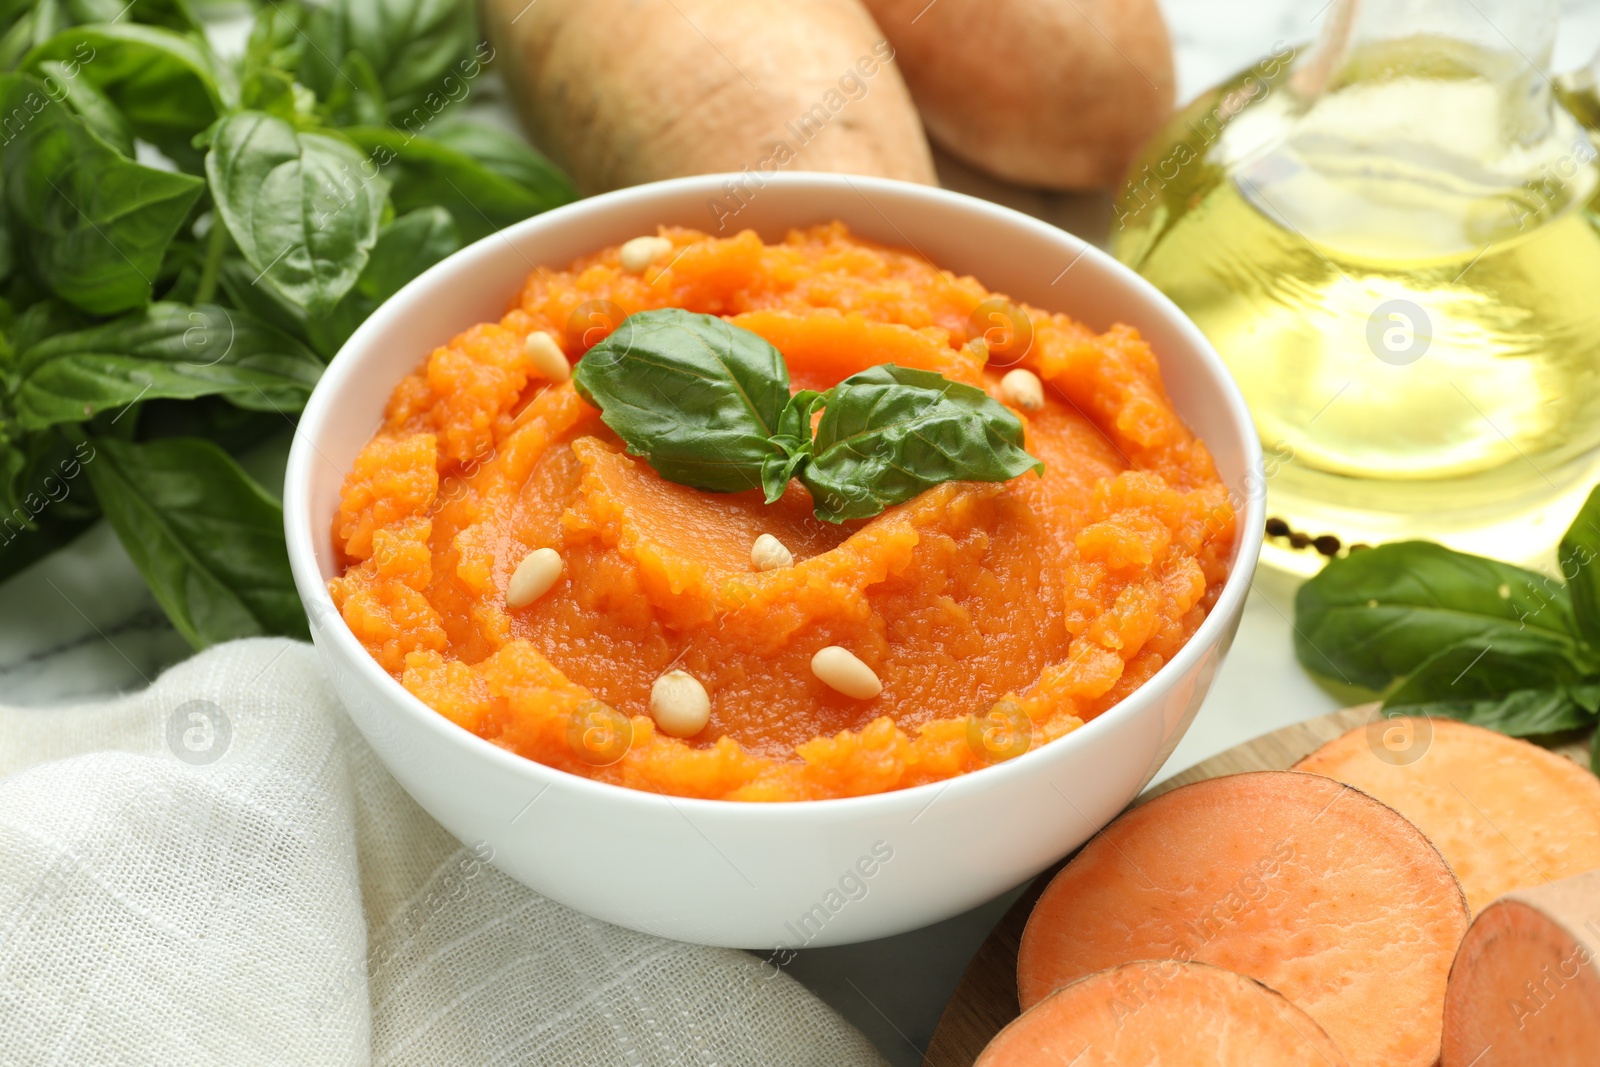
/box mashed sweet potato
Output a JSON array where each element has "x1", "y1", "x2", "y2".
[{"x1": 330, "y1": 223, "x2": 1235, "y2": 801}]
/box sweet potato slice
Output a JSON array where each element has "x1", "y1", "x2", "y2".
[
  {"x1": 1017, "y1": 771, "x2": 1468, "y2": 1067},
  {"x1": 1294, "y1": 717, "x2": 1600, "y2": 914},
  {"x1": 977, "y1": 960, "x2": 1349, "y2": 1066},
  {"x1": 1442, "y1": 868, "x2": 1600, "y2": 1067}
]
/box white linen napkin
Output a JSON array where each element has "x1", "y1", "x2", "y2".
[{"x1": 0, "y1": 638, "x2": 887, "y2": 1066}]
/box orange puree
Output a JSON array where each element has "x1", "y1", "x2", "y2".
[{"x1": 330, "y1": 223, "x2": 1235, "y2": 801}]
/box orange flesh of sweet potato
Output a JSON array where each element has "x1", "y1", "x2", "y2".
[
  {"x1": 1016, "y1": 770, "x2": 1469, "y2": 1067},
  {"x1": 1442, "y1": 868, "x2": 1600, "y2": 1067},
  {"x1": 976, "y1": 960, "x2": 1349, "y2": 1067},
  {"x1": 334, "y1": 224, "x2": 1236, "y2": 800},
  {"x1": 1294, "y1": 717, "x2": 1600, "y2": 915}
]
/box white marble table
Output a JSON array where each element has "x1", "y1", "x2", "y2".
[{"x1": 5, "y1": 2, "x2": 1597, "y2": 1063}]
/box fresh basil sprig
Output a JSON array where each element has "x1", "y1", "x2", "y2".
[
  {"x1": 0, "y1": 0, "x2": 577, "y2": 650},
  {"x1": 1295, "y1": 485, "x2": 1600, "y2": 772},
  {"x1": 571, "y1": 308, "x2": 796, "y2": 494},
  {"x1": 781, "y1": 363, "x2": 1043, "y2": 521},
  {"x1": 574, "y1": 309, "x2": 1043, "y2": 523},
  {"x1": 11, "y1": 303, "x2": 322, "y2": 429}
]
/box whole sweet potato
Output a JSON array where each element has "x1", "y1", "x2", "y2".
[
  {"x1": 860, "y1": 0, "x2": 1175, "y2": 189},
  {"x1": 483, "y1": 0, "x2": 936, "y2": 195}
]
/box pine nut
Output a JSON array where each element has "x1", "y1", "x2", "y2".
[
  {"x1": 1000, "y1": 368, "x2": 1044, "y2": 412},
  {"x1": 506, "y1": 547, "x2": 563, "y2": 608},
  {"x1": 619, "y1": 235, "x2": 673, "y2": 274},
  {"x1": 811, "y1": 646, "x2": 882, "y2": 700},
  {"x1": 650, "y1": 669, "x2": 711, "y2": 738},
  {"x1": 751, "y1": 533, "x2": 794, "y2": 571},
  {"x1": 523, "y1": 330, "x2": 571, "y2": 383}
]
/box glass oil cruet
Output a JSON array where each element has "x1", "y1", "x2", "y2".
[{"x1": 1112, "y1": 0, "x2": 1600, "y2": 574}]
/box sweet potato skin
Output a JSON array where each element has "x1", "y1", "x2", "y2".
[
  {"x1": 1017, "y1": 771, "x2": 1468, "y2": 1067},
  {"x1": 1442, "y1": 869, "x2": 1600, "y2": 1067},
  {"x1": 977, "y1": 960, "x2": 1349, "y2": 1066},
  {"x1": 484, "y1": 0, "x2": 937, "y2": 195},
  {"x1": 1294, "y1": 717, "x2": 1600, "y2": 914},
  {"x1": 859, "y1": 0, "x2": 1175, "y2": 189}
]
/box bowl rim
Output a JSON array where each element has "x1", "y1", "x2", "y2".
[{"x1": 284, "y1": 171, "x2": 1265, "y2": 819}]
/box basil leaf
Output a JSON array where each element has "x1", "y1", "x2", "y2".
[
  {"x1": 10, "y1": 297, "x2": 87, "y2": 351},
  {"x1": 237, "y1": 3, "x2": 322, "y2": 127},
  {"x1": 11, "y1": 303, "x2": 322, "y2": 429},
  {"x1": 0, "y1": 0, "x2": 200, "y2": 69},
  {"x1": 0, "y1": 428, "x2": 23, "y2": 514},
  {"x1": 289, "y1": 1, "x2": 341, "y2": 103},
  {"x1": 35, "y1": 58, "x2": 133, "y2": 157},
  {"x1": 1383, "y1": 630, "x2": 1598, "y2": 739},
  {"x1": 207, "y1": 112, "x2": 388, "y2": 316},
  {"x1": 1294, "y1": 541, "x2": 1582, "y2": 690},
  {"x1": 57, "y1": 0, "x2": 199, "y2": 32},
  {"x1": 0, "y1": 0, "x2": 29, "y2": 29},
  {"x1": 0, "y1": 426, "x2": 35, "y2": 529},
  {"x1": 319, "y1": 48, "x2": 387, "y2": 128},
  {"x1": 1395, "y1": 688, "x2": 1593, "y2": 738},
  {"x1": 21, "y1": 23, "x2": 230, "y2": 171},
  {"x1": 1592, "y1": 727, "x2": 1600, "y2": 777},
  {"x1": 305, "y1": 206, "x2": 459, "y2": 358},
  {"x1": 215, "y1": 255, "x2": 309, "y2": 341},
  {"x1": 331, "y1": 0, "x2": 477, "y2": 121},
  {"x1": 798, "y1": 364, "x2": 1043, "y2": 523},
  {"x1": 85, "y1": 435, "x2": 307, "y2": 648},
  {"x1": 430, "y1": 122, "x2": 576, "y2": 208},
  {"x1": 4, "y1": 426, "x2": 99, "y2": 522},
  {"x1": 0, "y1": 73, "x2": 205, "y2": 315},
  {"x1": 1560, "y1": 483, "x2": 1600, "y2": 647},
  {"x1": 0, "y1": 427, "x2": 100, "y2": 583},
  {"x1": 0, "y1": 5, "x2": 42, "y2": 70},
  {"x1": 135, "y1": 396, "x2": 287, "y2": 457},
  {"x1": 0, "y1": 438, "x2": 96, "y2": 575},
  {"x1": 242, "y1": 0, "x2": 307, "y2": 76},
  {"x1": 1387, "y1": 631, "x2": 1589, "y2": 698},
  {"x1": 0, "y1": 433, "x2": 100, "y2": 584},
  {"x1": 574, "y1": 308, "x2": 790, "y2": 493},
  {"x1": 346, "y1": 126, "x2": 575, "y2": 242}
]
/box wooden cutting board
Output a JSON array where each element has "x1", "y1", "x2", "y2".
[{"x1": 919, "y1": 706, "x2": 1594, "y2": 1067}]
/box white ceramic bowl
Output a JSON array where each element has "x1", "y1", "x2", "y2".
[{"x1": 285, "y1": 173, "x2": 1264, "y2": 949}]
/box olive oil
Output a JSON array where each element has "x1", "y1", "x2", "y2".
[{"x1": 1114, "y1": 38, "x2": 1600, "y2": 572}]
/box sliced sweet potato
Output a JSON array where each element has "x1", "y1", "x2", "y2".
[
  {"x1": 1442, "y1": 868, "x2": 1600, "y2": 1067},
  {"x1": 1294, "y1": 717, "x2": 1600, "y2": 914},
  {"x1": 977, "y1": 960, "x2": 1349, "y2": 1066},
  {"x1": 1017, "y1": 771, "x2": 1468, "y2": 1067}
]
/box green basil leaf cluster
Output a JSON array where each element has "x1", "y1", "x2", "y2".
[
  {"x1": 0, "y1": 0, "x2": 576, "y2": 648},
  {"x1": 12, "y1": 302, "x2": 321, "y2": 428},
  {"x1": 574, "y1": 309, "x2": 1044, "y2": 523},
  {"x1": 1295, "y1": 485, "x2": 1600, "y2": 773}
]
